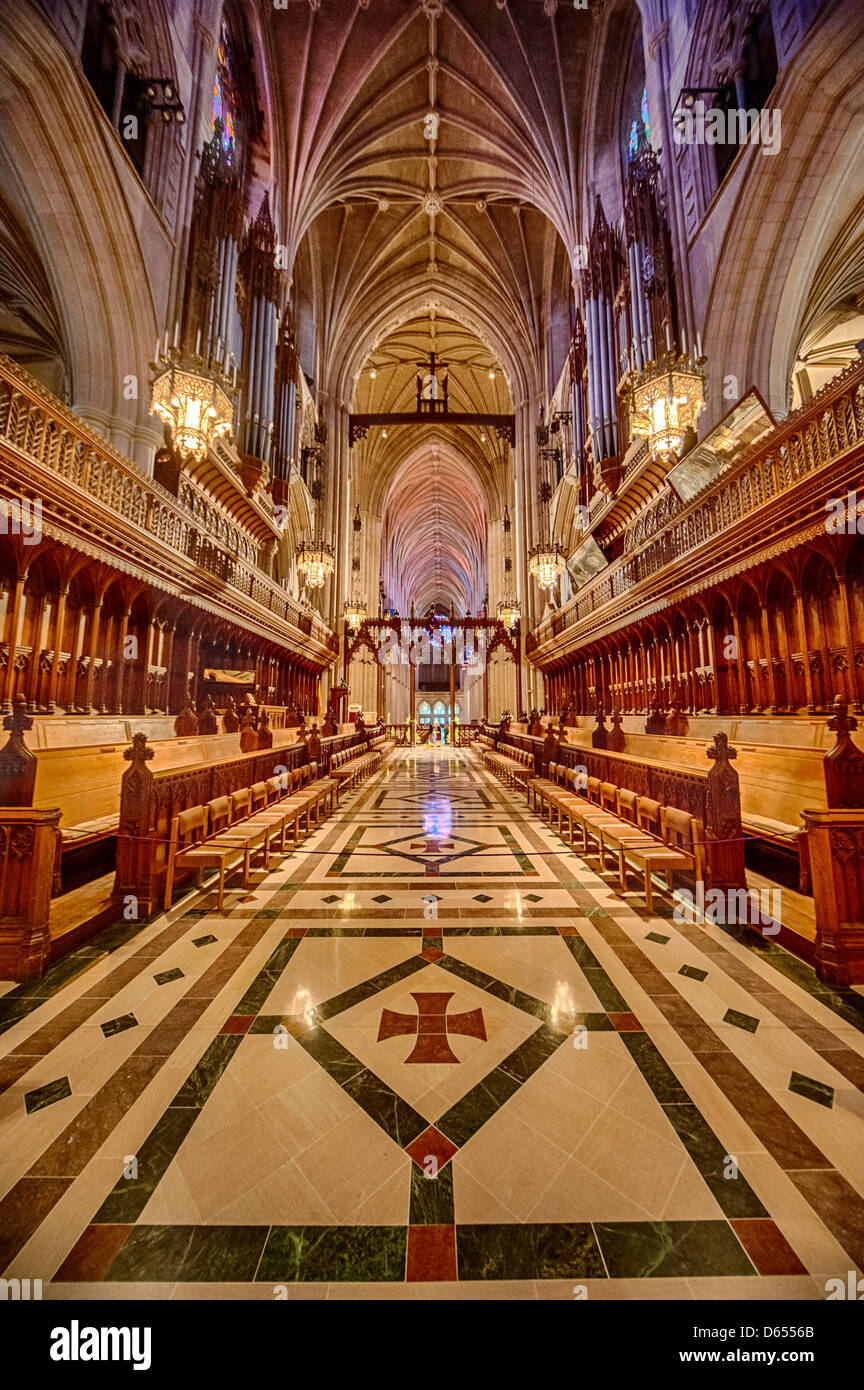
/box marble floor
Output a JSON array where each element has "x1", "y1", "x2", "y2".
[{"x1": 1, "y1": 745, "x2": 863, "y2": 1300}]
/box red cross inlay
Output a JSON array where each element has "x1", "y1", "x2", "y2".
[
  {"x1": 410, "y1": 837, "x2": 455, "y2": 853},
  {"x1": 377, "y1": 992, "x2": 487, "y2": 1063}
]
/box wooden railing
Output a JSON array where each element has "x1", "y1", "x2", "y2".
[
  {"x1": 0, "y1": 354, "x2": 334, "y2": 652},
  {"x1": 529, "y1": 355, "x2": 864, "y2": 657}
]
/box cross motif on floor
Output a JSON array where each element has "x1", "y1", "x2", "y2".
[
  {"x1": 410, "y1": 837, "x2": 455, "y2": 853},
  {"x1": 377, "y1": 991, "x2": 487, "y2": 1062}
]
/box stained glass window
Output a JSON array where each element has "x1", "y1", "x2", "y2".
[
  {"x1": 212, "y1": 40, "x2": 237, "y2": 156},
  {"x1": 628, "y1": 86, "x2": 650, "y2": 158}
]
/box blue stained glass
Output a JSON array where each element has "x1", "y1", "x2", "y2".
[
  {"x1": 629, "y1": 85, "x2": 650, "y2": 157},
  {"x1": 212, "y1": 45, "x2": 236, "y2": 155}
]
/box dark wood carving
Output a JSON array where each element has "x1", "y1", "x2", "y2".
[
  {"x1": 174, "y1": 704, "x2": 199, "y2": 737},
  {"x1": 239, "y1": 713, "x2": 258, "y2": 753},
  {"x1": 607, "y1": 708, "x2": 625, "y2": 752},
  {"x1": 591, "y1": 704, "x2": 608, "y2": 749},
  {"x1": 705, "y1": 732, "x2": 747, "y2": 891},
  {"x1": 197, "y1": 695, "x2": 218, "y2": 735},
  {"x1": 0, "y1": 696, "x2": 37, "y2": 806},
  {"x1": 824, "y1": 694, "x2": 864, "y2": 809},
  {"x1": 257, "y1": 708, "x2": 273, "y2": 749},
  {"x1": 222, "y1": 696, "x2": 240, "y2": 733}
]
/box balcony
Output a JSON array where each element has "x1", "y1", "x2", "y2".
[
  {"x1": 0, "y1": 354, "x2": 336, "y2": 661},
  {"x1": 528, "y1": 355, "x2": 864, "y2": 663}
]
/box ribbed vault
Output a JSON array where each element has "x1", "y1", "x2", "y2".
[{"x1": 381, "y1": 440, "x2": 487, "y2": 616}]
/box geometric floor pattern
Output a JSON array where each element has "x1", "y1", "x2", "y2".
[{"x1": 1, "y1": 746, "x2": 863, "y2": 1298}]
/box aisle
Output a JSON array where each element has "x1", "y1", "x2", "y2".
[{"x1": 0, "y1": 745, "x2": 862, "y2": 1299}]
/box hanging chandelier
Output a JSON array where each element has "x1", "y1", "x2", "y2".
[
  {"x1": 527, "y1": 417, "x2": 567, "y2": 592},
  {"x1": 497, "y1": 506, "x2": 521, "y2": 626},
  {"x1": 297, "y1": 534, "x2": 335, "y2": 589},
  {"x1": 342, "y1": 503, "x2": 366, "y2": 629},
  {"x1": 296, "y1": 422, "x2": 335, "y2": 588},
  {"x1": 150, "y1": 343, "x2": 235, "y2": 462},
  {"x1": 343, "y1": 597, "x2": 367, "y2": 632},
  {"x1": 624, "y1": 348, "x2": 705, "y2": 463},
  {"x1": 497, "y1": 595, "x2": 521, "y2": 629},
  {"x1": 528, "y1": 540, "x2": 567, "y2": 590}
]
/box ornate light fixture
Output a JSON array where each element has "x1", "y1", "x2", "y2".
[
  {"x1": 528, "y1": 539, "x2": 567, "y2": 591},
  {"x1": 343, "y1": 504, "x2": 367, "y2": 630},
  {"x1": 297, "y1": 534, "x2": 335, "y2": 590},
  {"x1": 528, "y1": 417, "x2": 567, "y2": 591},
  {"x1": 296, "y1": 424, "x2": 335, "y2": 589},
  {"x1": 150, "y1": 344, "x2": 235, "y2": 462},
  {"x1": 496, "y1": 506, "x2": 521, "y2": 628},
  {"x1": 624, "y1": 343, "x2": 706, "y2": 463}
]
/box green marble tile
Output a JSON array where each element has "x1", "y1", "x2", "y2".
[
  {"x1": 457, "y1": 1222, "x2": 605, "y2": 1281},
  {"x1": 645, "y1": 932, "x2": 670, "y2": 945},
  {"x1": 94, "y1": 1108, "x2": 199, "y2": 1222},
  {"x1": 595, "y1": 1220, "x2": 755, "y2": 1278},
  {"x1": 315, "y1": 979, "x2": 385, "y2": 1021},
  {"x1": 105, "y1": 1225, "x2": 195, "y2": 1281},
  {"x1": 233, "y1": 938, "x2": 301, "y2": 1015},
  {"x1": 789, "y1": 1072, "x2": 834, "y2": 1107},
  {"x1": 619, "y1": 1031, "x2": 691, "y2": 1105},
  {"x1": 191, "y1": 934, "x2": 219, "y2": 947},
  {"x1": 171, "y1": 1034, "x2": 241, "y2": 1108},
  {"x1": 100, "y1": 1013, "x2": 138, "y2": 1038},
  {"x1": 679, "y1": 964, "x2": 708, "y2": 982},
  {"x1": 342, "y1": 1068, "x2": 428, "y2": 1147},
  {"x1": 153, "y1": 968, "x2": 184, "y2": 985},
  {"x1": 436, "y1": 1068, "x2": 521, "y2": 1147},
  {"x1": 295, "y1": 1026, "x2": 367, "y2": 1084},
  {"x1": 498, "y1": 1025, "x2": 567, "y2": 1084},
  {"x1": 256, "y1": 1225, "x2": 406, "y2": 1282},
  {"x1": 24, "y1": 1076, "x2": 71, "y2": 1114},
  {"x1": 181, "y1": 1225, "x2": 269, "y2": 1281},
  {"x1": 581, "y1": 967, "x2": 629, "y2": 1013},
  {"x1": 661, "y1": 1103, "x2": 768, "y2": 1218},
  {"x1": 723, "y1": 1008, "x2": 760, "y2": 1033},
  {"x1": 410, "y1": 1162, "x2": 455, "y2": 1226}
]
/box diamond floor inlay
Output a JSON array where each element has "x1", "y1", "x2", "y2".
[{"x1": 1, "y1": 744, "x2": 862, "y2": 1302}]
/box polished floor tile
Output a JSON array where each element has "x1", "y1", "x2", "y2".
[{"x1": 1, "y1": 745, "x2": 862, "y2": 1299}]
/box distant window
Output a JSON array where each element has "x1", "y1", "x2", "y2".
[
  {"x1": 212, "y1": 34, "x2": 237, "y2": 159},
  {"x1": 628, "y1": 86, "x2": 650, "y2": 159},
  {"x1": 418, "y1": 701, "x2": 432, "y2": 724}
]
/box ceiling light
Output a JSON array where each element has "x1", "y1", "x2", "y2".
[
  {"x1": 488, "y1": 368, "x2": 496, "y2": 380},
  {"x1": 369, "y1": 367, "x2": 377, "y2": 379},
  {"x1": 382, "y1": 428, "x2": 388, "y2": 438}
]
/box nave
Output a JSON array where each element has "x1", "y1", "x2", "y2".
[{"x1": 1, "y1": 745, "x2": 862, "y2": 1299}]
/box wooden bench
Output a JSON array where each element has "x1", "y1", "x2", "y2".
[
  {"x1": 538, "y1": 765, "x2": 706, "y2": 913},
  {"x1": 369, "y1": 734, "x2": 396, "y2": 758},
  {"x1": 114, "y1": 736, "x2": 348, "y2": 915},
  {"x1": 504, "y1": 729, "x2": 745, "y2": 894},
  {"x1": 329, "y1": 743, "x2": 382, "y2": 788},
  {"x1": 552, "y1": 723, "x2": 836, "y2": 885},
  {"x1": 161, "y1": 759, "x2": 340, "y2": 910},
  {"x1": 482, "y1": 744, "x2": 534, "y2": 789}
]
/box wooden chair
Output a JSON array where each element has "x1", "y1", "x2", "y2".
[{"x1": 163, "y1": 804, "x2": 248, "y2": 911}]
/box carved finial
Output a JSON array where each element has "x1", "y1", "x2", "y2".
[
  {"x1": 707, "y1": 730, "x2": 738, "y2": 766},
  {"x1": 828, "y1": 692, "x2": 857, "y2": 739},
  {"x1": 3, "y1": 694, "x2": 33, "y2": 736},
  {"x1": 124, "y1": 732, "x2": 154, "y2": 766}
]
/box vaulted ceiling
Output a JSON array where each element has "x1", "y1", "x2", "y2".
[{"x1": 264, "y1": 0, "x2": 595, "y2": 610}]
